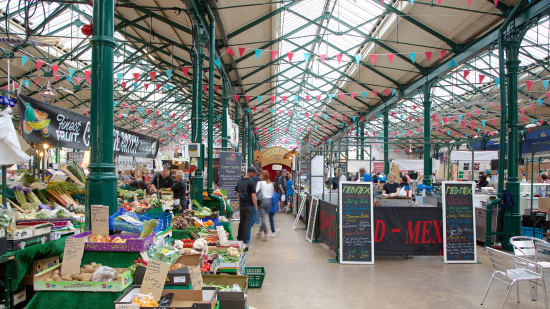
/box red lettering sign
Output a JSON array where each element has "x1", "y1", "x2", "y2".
[{"x1": 374, "y1": 220, "x2": 385, "y2": 242}]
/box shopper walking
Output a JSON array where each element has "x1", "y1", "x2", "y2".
[
  {"x1": 269, "y1": 190, "x2": 279, "y2": 237},
  {"x1": 236, "y1": 167, "x2": 258, "y2": 249},
  {"x1": 277, "y1": 169, "x2": 288, "y2": 212},
  {"x1": 252, "y1": 169, "x2": 261, "y2": 226},
  {"x1": 256, "y1": 170, "x2": 274, "y2": 241},
  {"x1": 286, "y1": 173, "x2": 294, "y2": 213}
]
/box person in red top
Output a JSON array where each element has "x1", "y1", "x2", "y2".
[{"x1": 142, "y1": 171, "x2": 151, "y2": 182}]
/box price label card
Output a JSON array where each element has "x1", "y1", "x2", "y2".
[
  {"x1": 115, "y1": 304, "x2": 139, "y2": 309},
  {"x1": 141, "y1": 259, "x2": 170, "y2": 300},
  {"x1": 61, "y1": 237, "x2": 86, "y2": 275},
  {"x1": 190, "y1": 265, "x2": 204, "y2": 290},
  {"x1": 91, "y1": 205, "x2": 109, "y2": 236},
  {"x1": 140, "y1": 251, "x2": 149, "y2": 262},
  {"x1": 217, "y1": 226, "x2": 228, "y2": 246}
]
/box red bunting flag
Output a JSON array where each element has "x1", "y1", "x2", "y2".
[
  {"x1": 339, "y1": 93, "x2": 344, "y2": 101},
  {"x1": 387, "y1": 54, "x2": 394, "y2": 64},
  {"x1": 306, "y1": 95, "x2": 310, "y2": 102},
  {"x1": 270, "y1": 96, "x2": 275, "y2": 103},
  {"x1": 262, "y1": 108, "x2": 266, "y2": 113},
  {"x1": 226, "y1": 47, "x2": 235, "y2": 57},
  {"x1": 279, "y1": 110, "x2": 282, "y2": 115},
  {"x1": 467, "y1": 112, "x2": 471, "y2": 118},
  {"x1": 306, "y1": 113, "x2": 309, "y2": 118},
  {"x1": 245, "y1": 96, "x2": 250, "y2": 103},
  {"x1": 316, "y1": 95, "x2": 321, "y2": 101},
  {"x1": 320, "y1": 54, "x2": 326, "y2": 63},
  {"x1": 440, "y1": 50, "x2": 447, "y2": 59},
  {"x1": 147, "y1": 109, "x2": 151, "y2": 115},
  {"x1": 138, "y1": 118, "x2": 141, "y2": 122},
  {"x1": 238, "y1": 47, "x2": 246, "y2": 57},
  {"x1": 156, "y1": 84, "x2": 161, "y2": 91},
  {"x1": 479, "y1": 75, "x2": 485, "y2": 83},
  {"x1": 202, "y1": 85, "x2": 207, "y2": 93},
  {"x1": 84, "y1": 110, "x2": 89, "y2": 116},
  {"x1": 361, "y1": 116, "x2": 365, "y2": 122},
  {"x1": 520, "y1": 108, "x2": 525, "y2": 115},
  {"x1": 425, "y1": 51, "x2": 432, "y2": 62},
  {"x1": 234, "y1": 95, "x2": 239, "y2": 102},
  {"x1": 526, "y1": 80, "x2": 533, "y2": 90},
  {"x1": 463, "y1": 70, "x2": 470, "y2": 79},
  {"x1": 282, "y1": 96, "x2": 287, "y2": 103},
  {"x1": 384, "y1": 89, "x2": 389, "y2": 97},
  {"x1": 314, "y1": 113, "x2": 318, "y2": 119},
  {"x1": 36, "y1": 61, "x2": 44, "y2": 71},
  {"x1": 336, "y1": 54, "x2": 343, "y2": 64},
  {"x1": 181, "y1": 67, "x2": 189, "y2": 77},
  {"x1": 370, "y1": 54, "x2": 377, "y2": 64},
  {"x1": 333, "y1": 115, "x2": 337, "y2": 120},
  {"x1": 471, "y1": 121, "x2": 475, "y2": 130},
  {"x1": 409, "y1": 116, "x2": 412, "y2": 122},
  {"x1": 85, "y1": 70, "x2": 91, "y2": 82},
  {"x1": 287, "y1": 52, "x2": 294, "y2": 62},
  {"x1": 253, "y1": 106, "x2": 257, "y2": 112},
  {"x1": 271, "y1": 51, "x2": 278, "y2": 61},
  {"x1": 133, "y1": 73, "x2": 139, "y2": 83},
  {"x1": 130, "y1": 106, "x2": 134, "y2": 111},
  {"x1": 392, "y1": 112, "x2": 395, "y2": 117},
  {"x1": 150, "y1": 71, "x2": 156, "y2": 82},
  {"x1": 350, "y1": 93, "x2": 355, "y2": 100},
  {"x1": 122, "y1": 103, "x2": 126, "y2": 109},
  {"x1": 215, "y1": 86, "x2": 219, "y2": 92},
  {"x1": 182, "y1": 114, "x2": 185, "y2": 119},
  {"x1": 288, "y1": 111, "x2": 292, "y2": 116},
  {"x1": 373, "y1": 90, "x2": 378, "y2": 97},
  {"x1": 52, "y1": 65, "x2": 59, "y2": 75},
  {"x1": 173, "y1": 113, "x2": 176, "y2": 119},
  {"x1": 529, "y1": 104, "x2": 533, "y2": 111},
  {"x1": 342, "y1": 115, "x2": 346, "y2": 121}
]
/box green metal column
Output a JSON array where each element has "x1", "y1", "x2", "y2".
[
  {"x1": 248, "y1": 115, "x2": 253, "y2": 166},
  {"x1": 503, "y1": 30, "x2": 525, "y2": 250},
  {"x1": 85, "y1": 0, "x2": 117, "y2": 223},
  {"x1": 190, "y1": 25, "x2": 205, "y2": 204},
  {"x1": 383, "y1": 109, "x2": 389, "y2": 174},
  {"x1": 234, "y1": 106, "x2": 240, "y2": 153},
  {"x1": 422, "y1": 83, "x2": 433, "y2": 185},
  {"x1": 221, "y1": 80, "x2": 229, "y2": 151},
  {"x1": 360, "y1": 120, "x2": 365, "y2": 160},
  {"x1": 241, "y1": 114, "x2": 247, "y2": 166}
]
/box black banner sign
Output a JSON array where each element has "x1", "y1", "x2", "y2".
[
  {"x1": 218, "y1": 152, "x2": 242, "y2": 200},
  {"x1": 339, "y1": 182, "x2": 374, "y2": 264},
  {"x1": 318, "y1": 200, "x2": 337, "y2": 251},
  {"x1": 17, "y1": 94, "x2": 159, "y2": 158},
  {"x1": 373, "y1": 207, "x2": 443, "y2": 256},
  {"x1": 443, "y1": 182, "x2": 477, "y2": 263}
]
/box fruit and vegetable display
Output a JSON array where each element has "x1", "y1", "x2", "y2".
[
  {"x1": 117, "y1": 188, "x2": 135, "y2": 200},
  {"x1": 146, "y1": 241, "x2": 180, "y2": 266},
  {"x1": 204, "y1": 282, "x2": 243, "y2": 292},
  {"x1": 131, "y1": 293, "x2": 159, "y2": 307},
  {"x1": 210, "y1": 248, "x2": 241, "y2": 263},
  {"x1": 192, "y1": 199, "x2": 212, "y2": 217},
  {"x1": 66, "y1": 161, "x2": 86, "y2": 184},
  {"x1": 45, "y1": 182, "x2": 80, "y2": 207},
  {"x1": 171, "y1": 212, "x2": 194, "y2": 230},
  {"x1": 172, "y1": 239, "x2": 200, "y2": 255},
  {"x1": 86, "y1": 234, "x2": 127, "y2": 243},
  {"x1": 45, "y1": 263, "x2": 123, "y2": 282},
  {"x1": 139, "y1": 219, "x2": 158, "y2": 239}
]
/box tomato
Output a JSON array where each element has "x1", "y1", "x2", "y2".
[
  {"x1": 185, "y1": 238, "x2": 192, "y2": 242},
  {"x1": 201, "y1": 267, "x2": 207, "y2": 272},
  {"x1": 184, "y1": 243, "x2": 190, "y2": 248}
]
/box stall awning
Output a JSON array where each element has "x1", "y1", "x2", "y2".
[
  {"x1": 450, "y1": 151, "x2": 498, "y2": 161},
  {"x1": 393, "y1": 159, "x2": 441, "y2": 173}
]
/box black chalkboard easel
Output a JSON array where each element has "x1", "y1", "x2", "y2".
[
  {"x1": 339, "y1": 181, "x2": 374, "y2": 264},
  {"x1": 442, "y1": 181, "x2": 477, "y2": 264}
]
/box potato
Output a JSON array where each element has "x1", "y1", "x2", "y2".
[
  {"x1": 84, "y1": 265, "x2": 94, "y2": 273},
  {"x1": 53, "y1": 270, "x2": 60, "y2": 275},
  {"x1": 90, "y1": 262, "x2": 97, "y2": 267},
  {"x1": 45, "y1": 278, "x2": 53, "y2": 281},
  {"x1": 80, "y1": 267, "x2": 85, "y2": 274},
  {"x1": 50, "y1": 274, "x2": 60, "y2": 281},
  {"x1": 81, "y1": 276, "x2": 92, "y2": 282},
  {"x1": 61, "y1": 275, "x2": 73, "y2": 281}
]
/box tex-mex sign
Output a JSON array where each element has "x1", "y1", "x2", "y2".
[{"x1": 17, "y1": 94, "x2": 159, "y2": 158}]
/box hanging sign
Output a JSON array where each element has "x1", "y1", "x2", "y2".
[
  {"x1": 339, "y1": 181, "x2": 374, "y2": 264},
  {"x1": 272, "y1": 164, "x2": 282, "y2": 171},
  {"x1": 17, "y1": 94, "x2": 159, "y2": 158},
  {"x1": 218, "y1": 152, "x2": 242, "y2": 200},
  {"x1": 442, "y1": 181, "x2": 477, "y2": 263}
]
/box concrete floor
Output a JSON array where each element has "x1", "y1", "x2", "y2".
[{"x1": 238, "y1": 213, "x2": 550, "y2": 309}]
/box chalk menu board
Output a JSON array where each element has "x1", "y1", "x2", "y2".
[
  {"x1": 339, "y1": 181, "x2": 374, "y2": 264},
  {"x1": 442, "y1": 181, "x2": 477, "y2": 263},
  {"x1": 218, "y1": 152, "x2": 242, "y2": 200},
  {"x1": 306, "y1": 197, "x2": 319, "y2": 243}
]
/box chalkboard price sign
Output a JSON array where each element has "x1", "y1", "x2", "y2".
[
  {"x1": 339, "y1": 181, "x2": 374, "y2": 264},
  {"x1": 442, "y1": 181, "x2": 477, "y2": 263}
]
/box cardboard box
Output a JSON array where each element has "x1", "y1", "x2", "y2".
[
  {"x1": 114, "y1": 286, "x2": 217, "y2": 309},
  {"x1": 203, "y1": 275, "x2": 248, "y2": 309},
  {"x1": 33, "y1": 264, "x2": 134, "y2": 292},
  {"x1": 7, "y1": 223, "x2": 51, "y2": 240},
  {"x1": 21, "y1": 255, "x2": 60, "y2": 285},
  {"x1": 7, "y1": 233, "x2": 51, "y2": 251},
  {"x1": 44, "y1": 169, "x2": 69, "y2": 182},
  {"x1": 13, "y1": 287, "x2": 26, "y2": 306},
  {"x1": 135, "y1": 255, "x2": 202, "y2": 286},
  {"x1": 207, "y1": 243, "x2": 245, "y2": 272}
]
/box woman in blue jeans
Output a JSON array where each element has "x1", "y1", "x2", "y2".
[
  {"x1": 256, "y1": 171, "x2": 274, "y2": 241},
  {"x1": 269, "y1": 190, "x2": 279, "y2": 237}
]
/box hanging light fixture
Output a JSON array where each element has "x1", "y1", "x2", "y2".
[{"x1": 39, "y1": 81, "x2": 57, "y2": 104}]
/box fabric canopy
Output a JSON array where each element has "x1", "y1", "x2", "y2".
[
  {"x1": 450, "y1": 151, "x2": 498, "y2": 161},
  {"x1": 0, "y1": 110, "x2": 30, "y2": 165},
  {"x1": 393, "y1": 159, "x2": 441, "y2": 173}
]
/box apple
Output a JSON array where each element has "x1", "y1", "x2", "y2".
[
  {"x1": 95, "y1": 234, "x2": 104, "y2": 239},
  {"x1": 105, "y1": 236, "x2": 112, "y2": 243},
  {"x1": 96, "y1": 238, "x2": 106, "y2": 243},
  {"x1": 121, "y1": 239, "x2": 127, "y2": 243},
  {"x1": 112, "y1": 237, "x2": 122, "y2": 243},
  {"x1": 87, "y1": 235, "x2": 96, "y2": 242}
]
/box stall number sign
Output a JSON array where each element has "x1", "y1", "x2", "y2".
[
  {"x1": 442, "y1": 182, "x2": 477, "y2": 263},
  {"x1": 339, "y1": 182, "x2": 374, "y2": 264}
]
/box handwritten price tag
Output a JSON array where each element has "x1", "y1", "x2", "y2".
[
  {"x1": 190, "y1": 265, "x2": 204, "y2": 290},
  {"x1": 91, "y1": 205, "x2": 109, "y2": 236},
  {"x1": 61, "y1": 237, "x2": 86, "y2": 275},
  {"x1": 217, "y1": 226, "x2": 228, "y2": 246},
  {"x1": 141, "y1": 259, "x2": 170, "y2": 300},
  {"x1": 115, "y1": 304, "x2": 139, "y2": 309}
]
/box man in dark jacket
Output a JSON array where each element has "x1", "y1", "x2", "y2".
[
  {"x1": 236, "y1": 167, "x2": 258, "y2": 249},
  {"x1": 276, "y1": 169, "x2": 288, "y2": 212}
]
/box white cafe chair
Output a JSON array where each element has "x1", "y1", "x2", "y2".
[{"x1": 481, "y1": 247, "x2": 548, "y2": 309}]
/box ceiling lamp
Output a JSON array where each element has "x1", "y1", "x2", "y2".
[{"x1": 40, "y1": 81, "x2": 57, "y2": 104}]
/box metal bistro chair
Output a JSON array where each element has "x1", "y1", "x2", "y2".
[
  {"x1": 481, "y1": 248, "x2": 548, "y2": 309},
  {"x1": 510, "y1": 236, "x2": 550, "y2": 300}
]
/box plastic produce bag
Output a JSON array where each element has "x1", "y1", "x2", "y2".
[
  {"x1": 132, "y1": 293, "x2": 159, "y2": 307},
  {"x1": 91, "y1": 266, "x2": 118, "y2": 282},
  {"x1": 0, "y1": 210, "x2": 12, "y2": 228},
  {"x1": 146, "y1": 240, "x2": 180, "y2": 266},
  {"x1": 0, "y1": 109, "x2": 30, "y2": 165},
  {"x1": 398, "y1": 187, "x2": 407, "y2": 197}
]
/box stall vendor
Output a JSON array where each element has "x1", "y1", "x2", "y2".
[
  {"x1": 478, "y1": 175, "x2": 489, "y2": 188},
  {"x1": 151, "y1": 169, "x2": 174, "y2": 190},
  {"x1": 128, "y1": 178, "x2": 150, "y2": 194},
  {"x1": 167, "y1": 170, "x2": 187, "y2": 212},
  {"x1": 382, "y1": 172, "x2": 400, "y2": 196},
  {"x1": 400, "y1": 175, "x2": 410, "y2": 188}
]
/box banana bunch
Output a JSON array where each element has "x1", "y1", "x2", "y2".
[{"x1": 27, "y1": 118, "x2": 50, "y2": 130}]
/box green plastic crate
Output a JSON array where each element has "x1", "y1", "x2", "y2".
[{"x1": 244, "y1": 266, "x2": 266, "y2": 288}]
